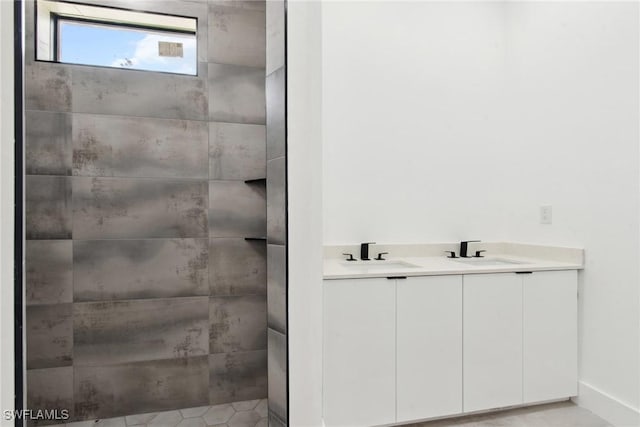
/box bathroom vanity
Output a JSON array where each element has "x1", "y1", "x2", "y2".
[{"x1": 322, "y1": 242, "x2": 583, "y2": 427}]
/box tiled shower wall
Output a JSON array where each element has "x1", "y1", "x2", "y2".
[
  {"x1": 265, "y1": 1, "x2": 288, "y2": 426},
  {"x1": 24, "y1": 0, "x2": 269, "y2": 422}
]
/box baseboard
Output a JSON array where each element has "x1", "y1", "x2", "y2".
[{"x1": 573, "y1": 381, "x2": 640, "y2": 427}]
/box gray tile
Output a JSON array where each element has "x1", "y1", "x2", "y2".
[
  {"x1": 72, "y1": 66, "x2": 207, "y2": 120},
  {"x1": 267, "y1": 329, "x2": 287, "y2": 422},
  {"x1": 209, "y1": 181, "x2": 266, "y2": 238},
  {"x1": 25, "y1": 111, "x2": 72, "y2": 176},
  {"x1": 209, "y1": 5, "x2": 265, "y2": 68},
  {"x1": 255, "y1": 418, "x2": 267, "y2": 427},
  {"x1": 209, "y1": 122, "x2": 266, "y2": 180},
  {"x1": 203, "y1": 405, "x2": 235, "y2": 425},
  {"x1": 26, "y1": 240, "x2": 73, "y2": 306},
  {"x1": 25, "y1": 62, "x2": 71, "y2": 112},
  {"x1": 26, "y1": 176, "x2": 72, "y2": 240},
  {"x1": 210, "y1": 0, "x2": 265, "y2": 11},
  {"x1": 72, "y1": 177, "x2": 208, "y2": 239},
  {"x1": 210, "y1": 295, "x2": 267, "y2": 353},
  {"x1": 208, "y1": 63, "x2": 265, "y2": 125},
  {"x1": 74, "y1": 356, "x2": 209, "y2": 420},
  {"x1": 266, "y1": 158, "x2": 285, "y2": 245},
  {"x1": 180, "y1": 406, "x2": 210, "y2": 418},
  {"x1": 147, "y1": 410, "x2": 182, "y2": 427},
  {"x1": 227, "y1": 411, "x2": 260, "y2": 427},
  {"x1": 266, "y1": 244, "x2": 286, "y2": 333},
  {"x1": 209, "y1": 238, "x2": 266, "y2": 297},
  {"x1": 267, "y1": 412, "x2": 286, "y2": 427},
  {"x1": 27, "y1": 367, "x2": 74, "y2": 425},
  {"x1": 74, "y1": 238, "x2": 209, "y2": 301},
  {"x1": 72, "y1": 114, "x2": 208, "y2": 179},
  {"x1": 178, "y1": 418, "x2": 206, "y2": 427},
  {"x1": 254, "y1": 400, "x2": 268, "y2": 418},
  {"x1": 125, "y1": 412, "x2": 159, "y2": 426},
  {"x1": 74, "y1": 297, "x2": 209, "y2": 366},
  {"x1": 266, "y1": 68, "x2": 285, "y2": 161},
  {"x1": 26, "y1": 304, "x2": 73, "y2": 369},
  {"x1": 265, "y1": 0, "x2": 285, "y2": 75},
  {"x1": 231, "y1": 400, "x2": 260, "y2": 412},
  {"x1": 209, "y1": 350, "x2": 268, "y2": 404}
]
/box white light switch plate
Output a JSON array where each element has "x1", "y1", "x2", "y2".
[{"x1": 540, "y1": 206, "x2": 552, "y2": 224}]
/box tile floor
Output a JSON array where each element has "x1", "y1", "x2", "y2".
[
  {"x1": 408, "y1": 401, "x2": 611, "y2": 427},
  {"x1": 49, "y1": 399, "x2": 267, "y2": 427}
]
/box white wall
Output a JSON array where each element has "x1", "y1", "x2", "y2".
[
  {"x1": 287, "y1": 1, "x2": 324, "y2": 426},
  {"x1": 0, "y1": 0, "x2": 16, "y2": 425},
  {"x1": 321, "y1": 1, "x2": 639, "y2": 425}
]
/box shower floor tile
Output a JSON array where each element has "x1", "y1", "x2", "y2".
[{"x1": 51, "y1": 399, "x2": 268, "y2": 427}]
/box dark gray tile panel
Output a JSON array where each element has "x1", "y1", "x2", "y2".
[
  {"x1": 26, "y1": 240, "x2": 73, "y2": 306},
  {"x1": 210, "y1": 295, "x2": 267, "y2": 354},
  {"x1": 74, "y1": 238, "x2": 209, "y2": 301},
  {"x1": 209, "y1": 181, "x2": 266, "y2": 238},
  {"x1": 209, "y1": 5, "x2": 266, "y2": 68},
  {"x1": 26, "y1": 304, "x2": 73, "y2": 369},
  {"x1": 209, "y1": 122, "x2": 266, "y2": 180},
  {"x1": 25, "y1": 111, "x2": 72, "y2": 176},
  {"x1": 25, "y1": 62, "x2": 71, "y2": 112},
  {"x1": 72, "y1": 114, "x2": 208, "y2": 179},
  {"x1": 26, "y1": 176, "x2": 72, "y2": 240},
  {"x1": 266, "y1": 157, "x2": 286, "y2": 245},
  {"x1": 267, "y1": 328, "x2": 287, "y2": 422},
  {"x1": 210, "y1": 238, "x2": 266, "y2": 296},
  {"x1": 209, "y1": 350, "x2": 267, "y2": 405},
  {"x1": 266, "y1": 67, "x2": 285, "y2": 160},
  {"x1": 267, "y1": 244, "x2": 286, "y2": 333},
  {"x1": 27, "y1": 367, "x2": 74, "y2": 425},
  {"x1": 72, "y1": 177, "x2": 208, "y2": 239},
  {"x1": 71, "y1": 65, "x2": 208, "y2": 120},
  {"x1": 209, "y1": 63, "x2": 265, "y2": 124},
  {"x1": 74, "y1": 297, "x2": 209, "y2": 366},
  {"x1": 74, "y1": 356, "x2": 209, "y2": 420}
]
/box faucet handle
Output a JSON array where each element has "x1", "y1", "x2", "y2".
[
  {"x1": 375, "y1": 252, "x2": 389, "y2": 261},
  {"x1": 474, "y1": 250, "x2": 486, "y2": 258},
  {"x1": 342, "y1": 253, "x2": 356, "y2": 261},
  {"x1": 444, "y1": 251, "x2": 458, "y2": 259}
]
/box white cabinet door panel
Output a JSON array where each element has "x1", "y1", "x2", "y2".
[
  {"x1": 397, "y1": 275, "x2": 463, "y2": 422},
  {"x1": 464, "y1": 273, "x2": 523, "y2": 412},
  {"x1": 523, "y1": 270, "x2": 578, "y2": 403},
  {"x1": 323, "y1": 278, "x2": 396, "y2": 427}
]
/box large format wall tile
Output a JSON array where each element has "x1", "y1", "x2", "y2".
[
  {"x1": 209, "y1": 181, "x2": 266, "y2": 238},
  {"x1": 268, "y1": 328, "x2": 287, "y2": 422},
  {"x1": 72, "y1": 177, "x2": 208, "y2": 239},
  {"x1": 209, "y1": 350, "x2": 267, "y2": 404},
  {"x1": 25, "y1": 111, "x2": 72, "y2": 176},
  {"x1": 27, "y1": 367, "x2": 74, "y2": 424},
  {"x1": 209, "y1": 238, "x2": 266, "y2": 296},
  {"x1": 25, "y1": 62, "x2": 71, "y2": 112},
  {"x1": 209, "y1": 63, "x2": 265, "y2": 124},
  {"x1": 74, "y1": 238, "x2": 209, "y2": 301},
  {"x1": 26, "y1": 304, "x2": 73, "y2": 369},
  {"x1": 266, "y1": 68, "x2": 285, "y2": 161},
  {"x1": 26, "y1": 176, "x2": 72, "y2": 240},
  {"x1": 26, "y1": 240, "x2": 73, "y2": 306},
  {"x1": 74, "y1": 297, "x2": 209, "y2": 366},
  {"x1": 267, "y1": 244, "x2": 286, "y2": 334},
  {"x1": 266, "y1": 157, "x2": 286, "y2": 245},
  {"x1": 210, "y1": 0, "x2": 266, "y2": 11},
  {"x1": 210, "y1": 295, "x2": 267, "y2": 354},
  {"x1": 72, "y1": 114, "x2": 208, "y2": 179},
  {"x1": 75, "y1": 356, "x2": 209, "y2": 420},
  {"x1": 209, "y1": 122, "x2": 266, "y2": 180},
  {"x1": 209, "y1": 5, "x2": 265, "y2": 68},
  {"x1": 266, "y1": 0, "x2": 285, "y2": 75},
  {"x1": 72, "y1": 66, "x2": 208, "y2": 120}
]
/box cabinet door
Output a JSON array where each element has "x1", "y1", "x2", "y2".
[
  {"x1": 323, "y1": 278, "x2": 396, "y2": 427},
  {"x1": 464, "y1": 273, "x2": 523, "y2": 412},
  {"x1": 523, "y1": 270, "x2": 578, "y2": 403},
  {"x1": 397, "y1": 275, "x2": 463, "y2": 422}
]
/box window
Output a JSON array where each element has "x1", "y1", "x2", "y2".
[{"x1": 36, "y1": 0, "x2": 197, "y2": 75}]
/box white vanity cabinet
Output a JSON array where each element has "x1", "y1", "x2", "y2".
[{"x1": 323, "y1": 278, "x2": 396, "y2": 427}]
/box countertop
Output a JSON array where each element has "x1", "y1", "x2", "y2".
[{"x1": 323, "y1": 242, "x2": 584, "y2": 280}]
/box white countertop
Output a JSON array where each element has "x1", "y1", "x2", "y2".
[{"x1": 323, "y1": 242, "x2": 584, "y2": 280}]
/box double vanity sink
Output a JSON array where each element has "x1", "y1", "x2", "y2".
[{"x1": 339, "y1": 256, "x2": 526, "y2": 272}]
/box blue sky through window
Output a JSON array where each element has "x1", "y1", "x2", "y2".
[{"x1": 59, "y1": 21, "x2": 197, "y2": 75}]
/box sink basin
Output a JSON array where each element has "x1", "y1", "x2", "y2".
[
  {"x1": 341, "y1": 260, "x2": 421, "y2": 270},
  {"x1": 453, "y1": 258, "x2": 528, "y2": 266}
]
